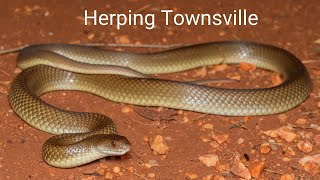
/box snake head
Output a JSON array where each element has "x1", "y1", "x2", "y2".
[{"x1": 96, "y1": 134, "x2": 131, "y2": 156}]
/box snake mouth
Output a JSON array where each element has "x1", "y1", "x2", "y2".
[{"x1": 104, "y1": 147, "x2": 131, "y2": 156}]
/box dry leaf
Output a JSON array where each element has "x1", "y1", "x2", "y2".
[
  {"x1": 303, "y1": 162, "x2": 319, "y2": 176},
  {"x1": 299, "y1": 153, "x2": 320, "y2": 166},
  {"x1": 115, "y1": 35, "x2": 131, "y2": 44},
  {"x1": 215, "y1": 162, "x2": 231, "y2": 172},
  {"x1": 263, "y1": 129, "x2": 279, "y2": 138},
  {"x1": 134, "y1": 107, "x2": 176, "y2": 121},
  {"x1": 149, "y1": 135, "x2": 169, "y2": 155},
  {"x1": 212, "y1": 134, "x2": 229, "y2": 144},
  {"x1": 230, "y1": 154, "x2": 251, "y2": 179},
  {"x1": 198, "y1": 154, "x2": 219, "y2": 167},
  {"x1": 263, "y1": 126, "x2": 298, "y2": 142},
  {"x1": 277, "y1": 127, "x2": 298, "y2": 142},
  {"x1": 271, "y1": 73, "x2": 282, "y2": 85},
  {"x1": 239, "y1": 62, "x2": 256, "y2": 71},
  {"x1": 296, "y1": 141, "x2": 313, "y2": 153},
  {"x1": 249, "y1": 162, "x2": 265, "y2": 179},
  {"x1": 213, "y1": 64, "x2": 229, "y2": 71}
]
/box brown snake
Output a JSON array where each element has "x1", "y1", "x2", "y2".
[{"x1": 7, "y1": 41, "x2": 311, "y2": 168}]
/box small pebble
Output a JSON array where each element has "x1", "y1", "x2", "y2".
[
  {"x1": 143, "y1": 136, "x2": 150, "y2": 142},
  {"x1": 260, "y1": 143, "x2": 271, "y2": 155},
  {"x1": 121, "y1": 107, "x2": 132, "y2": 113},
  {"x1": 212, "y1": 134, "x2": 229, "y2": 144},
  {"x1": 87, "y1": 33, "x2": 95, "y2": 40},
  {"x1": 198, "y1": 154, "x2": 219, "y2": 167},
  {"x1": 278, "y1": 127, "x2": 298, "y2": 142},
  {"x1": 156, "y1": 107, "x2": 164, "y2": 112},
  {"x1": 149, "y1": 135, "x2": 169, "y2": 155},
  {"x1": 148, "y1": 173, "x2": 155, "y2": 178},
  {"x1": 112, "y1": 166, "x2": 120, "y2": 174},
  {"x1": 271, "y1": 73, "x2": 282, "y2": 86},
  {"x1": 230, "y1": 155, "x2": 251, "y2": 179},
  {"x1": 249, "y1": 162, "x2": 265, "y2": 179},
  {"x1": 213, "y1": 64, "x2": 229, "y2": 71},
  {"x1": 177, "y1": 110, "x2": 183, "y2": 114},
  {"x1": 279, "y1": 174, "x2": 294, "y2": 180},
  {"x1": 209, "y1": 141, "x2": 220, "y2": 148},
  {"x1": 95, "y1": 167, "x2": 106, "y2": 175},
  {"x1": 105, "y1": 172, "x2": 114, "y2": 179},
  {"x1": 200, "y1": 136, "x2": 210, "y2": 142},
  {"x1": 115, "y1": 35, "x2": 131, "y2": 44},
  {"x1": 185, "y1": 172, "x2": 198, "y2": 179},
  {"x1": 239, "y1": 62, "x2": 256, "y2": 71},
  {"x1": 215, "y1": 162, "x2": 230, "y2": 172},
  {"x1": 237, "y1": 138, "x2": 244, "y2": 145},
  {"x1": 296, "y1": 141, "x2": 313, "y2": 153},
  {"x1": 218, "y1": 31, "x2": 226, "y2": 36},
  {"x1": 202, "y1": 124, "x2": 214, "y2": 130},
  {"x1": 314, "y1": 134, "x2": 320, "y2": 145},
  {"x1": 127, "y1": 166, "x2": 135, "y2": 173},
  {"x1": 295, "y1": 118, "x2": 307, "y2": 125},
  {"x1": 282, "y1": 157, "x2": 291, "y2": 162},
  {"x1": 303, "y1": 162, "x2": 319, "y2": 176},
  {"x1": 183, "y1": 116, "x2": 189, "y2": 123},
  {"x1": 277, "y1": 114, "x2": 287, "y2": 123}
]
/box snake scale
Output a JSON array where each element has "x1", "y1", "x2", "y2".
[{"x1": 8, "y1": 41, "x2": 311, "y2": 168}]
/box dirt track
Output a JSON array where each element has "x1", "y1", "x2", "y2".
[{"x1": 0, "y1": 0, "x2": 320, "y2": 179}]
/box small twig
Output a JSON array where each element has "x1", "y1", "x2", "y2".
[
  {"x1": 268, "y1": 141, "x2": 284, "y2": 146},
  {"x1": 221, "y1": 152, "x2": 236, "y2": 161},
  {"x1": 190, "y1": 114, "x2": 207, "y2": 122},
  {"x1": 302, "y1": 110, "x2": 318, "y2": 114},
  {"x1": 287, "y1": 123, "x2": 312, "y2": 129},
  {"x1": 0, "y1": 110, "x2": 6, "y2": 117},
  {"x1": 132, "y1": 151, "x2": 146, "y2": 164},
  {"x1": 303, "y1": 60, "x2": 320, "y2": 64},
  {"x1": 133, "y1": 4, "x2": 151, "y2": 14},
  {"x1": 229, "y1": 119, "x2": 249, "y2": 130},
  {"x1": 82, "y1": 172, "x2": 100, "y2": 176},
  {"x1": 291, "y1": 165, "x2": 302, "y2": 171},
  {"x1": 0, "y1": 69, "x2": 11, "y2": 77},
  {"x1": 0, "y1": 87, "x2": 7, "y2": 95},
  {"x1": 133, "y1": 107, "x2": 177, "y2": 121},
  {"x1": 133, "y1": 173, "x2": 149, "y2": 180},
  {"x1": 0, "y1": 81, "x2": 10, "y2": 85},
  {"x1": 264, "y1": 169, "x2": 284, "y2": 175}
]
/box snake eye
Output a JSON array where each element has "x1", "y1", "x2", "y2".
[{"x1": 111, "y1": 141, "x2": 117, "y2": 147}]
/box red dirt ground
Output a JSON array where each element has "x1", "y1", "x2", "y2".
[{"x1": 0, "y1": 0, "x2": 320, "y2": 179}]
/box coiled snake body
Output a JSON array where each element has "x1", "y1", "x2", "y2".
[{"x1": 8, "y1": 41, "x2": 311, "y2": 168}]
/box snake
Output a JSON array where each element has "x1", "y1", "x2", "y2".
[{"x1": 8, "y1": 41, "x2": 311, "y2": 168}]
